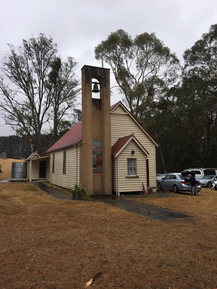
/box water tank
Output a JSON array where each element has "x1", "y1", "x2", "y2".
[{"x1": 11, "y1": 162, "x2": 27, "y2": 179}]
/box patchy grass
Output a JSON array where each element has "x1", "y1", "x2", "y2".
[{"x1": 0, "y1": 183, "x2": 217, "y2": 289}]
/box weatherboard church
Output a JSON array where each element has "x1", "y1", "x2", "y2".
[{"x1": 26, "y1": 65, "x2": 158, "y2": 195}]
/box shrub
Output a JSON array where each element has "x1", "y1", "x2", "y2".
[{"x1": 70, "y1": 184, "x2": 87, "y2": 200}]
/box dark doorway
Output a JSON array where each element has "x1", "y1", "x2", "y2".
[
  {"x1": 39, "y1": 161, "x2": 46, "y2": 178},
  {"x1": 146, "y1": 159, "x2": 149, "y2": 187}
]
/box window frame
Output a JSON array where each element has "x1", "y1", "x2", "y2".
[
  {"x1": 52, "y1": 153, "x2": 55, "y2": 173},
  {"x1": 127, "y1": 158, "x2": 137, "y2": 176},
  {"x1": 63, "y1": 151, "x2": 66, "y2": 174}
]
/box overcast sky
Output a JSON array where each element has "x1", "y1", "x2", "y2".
[{"x1": 0, "y1": 0, "x2": 217, "y2": 136}]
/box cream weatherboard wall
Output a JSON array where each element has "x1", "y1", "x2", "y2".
[
  {"x1": 111, "y1": 104, "x2": 157, "y2": 189},
  {"x1": 112, "y1": 139, "x2": 147, "y2": 194},
  {"x1": 49, "y1": 146, "x2": 82, "y2": 189}
]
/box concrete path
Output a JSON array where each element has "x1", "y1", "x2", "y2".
[
  {"x1": 87, "y1": 197, "x2": 190, "y2": 221},
  {"x1": 34, "y1": 182, "x2": 190, "y2": 221}
]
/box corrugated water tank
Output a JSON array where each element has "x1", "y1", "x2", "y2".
[{"x1": 11, "y1": 162, "x2": 27, "y2": 179}]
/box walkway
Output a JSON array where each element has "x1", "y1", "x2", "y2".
[{"x1": 34, "y1": 182, "x2": 190, "y2": 221}]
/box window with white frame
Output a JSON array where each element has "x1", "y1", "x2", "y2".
[
  {"x1": 127, "y1": 158, "x2": 137, "y2": 175},
  {"x1": 63, "y1": 151, "x2": 66, "y2": 174}
]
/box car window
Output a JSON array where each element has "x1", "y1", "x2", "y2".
[
  {"x1": 203, "y1": 175, "x2": 212, "y2": 179},
  {"x1": 170, "y1": 175, "x2": 176, "y2": 179},
  {"x1": 164, "y1": 175, "x2": 171, "y2": 179},
  {"x1": 191, "y1": 170, "x2": 201, "y2": 174},
  {"x1": 204, "y1": 169, "x2": 216, "y2": 175}
]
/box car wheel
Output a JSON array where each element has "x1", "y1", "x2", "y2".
[
  {"x1": 173, "y1": 185, "x2": 179, "y2": 193},
  {"x1": 157, "y1": 183, "x2": 162, "y2": 190},
  {"x1": 207, "y1": 182, "x2": 212, "y2": 188},
  {"x1": 214, "y1": 185, "x2": 217, "y2": 191}
]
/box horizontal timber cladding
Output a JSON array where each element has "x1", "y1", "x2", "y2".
[
  {"x1": 49, "y1": 146, "x2": 79, "y2": 189},
  {"x1": 111, "y1": 105, "x2": 157, "y2": 188},
  {"x1": 116, "y1": 140, "x2": 146, "y2": 193}
]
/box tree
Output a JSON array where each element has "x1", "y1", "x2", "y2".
[
  {"x1": 71, "y1": 108, "x2": 82, "y2": 126},
  {"x1": 183, "y1": 24, "x2": 217, "y2": 83},
  {"x1": 95, "y1": 29, "x2": 181, "y2": 121},
  {"x1": 48, "y1": 57, "x2": 80, "y2": 142},
  {"x1": 0, "y1": 34, "x2": 79, "y2": 153},
  {"x1": 169, "y1": 76, "x2": 217, "y2": 167},
  {"x1": 181, "y1": 24, "x2": 217, "y2": 166}
]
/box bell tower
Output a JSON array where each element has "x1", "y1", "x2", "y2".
[{"x1": 81, "y1": 65, "x2": 112, "y2": 195}]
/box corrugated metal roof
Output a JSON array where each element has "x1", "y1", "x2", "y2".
[
  {"x1": 46, "y1": 101, "x2": 156, "y2": 154},
  {"x1": 111, "y1": 135, "x2": 132, "y2": 155},
  {"x1": 46, "y1": 104, "x2": 120, "y2": 154},
  {"x1": 46, "y1": 122, "x2": 82, "y2": 153},
  {"x1": 26, "y1": 152, "x2": 40, "y2": 161},
  {"x1": 111, "y1": 134, "x2": 149, "y2": 157}
]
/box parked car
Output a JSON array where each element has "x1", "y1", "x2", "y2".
[
  {"x1": 198, "y1": 175, "x2": 217, "y2": 188},
  {"x1": 157, "y1": 173, "x2": 201, "y2": 194},
  {"x1": 212, "y1": 180, "x2": 217, "y2": 190},
  {"x1": 156, "y1": 173, "x2": 169, "y2": 182},
  {"x1": 181, "y1": 168, "x2": 217, "y2": 179}
]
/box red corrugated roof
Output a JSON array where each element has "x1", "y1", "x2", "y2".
[
  {"x1": 46, "y1": 101, "x2": 156, "y2": 154},
  {"x1": 111, "y1": 134, "x2": 149, "y2": 156},
  {"x1": 110, "y1": 101, "x2": 119, "y2": 111},
  {"x1": 111, "y1": 135, "x2": 132, "y2": 155},
  {"x1": 46, "y1": 103, "x2": 120, "y2": 154},
  {"x1": 26, "y1": 152, "x2": 40, "y2": 161},
  {"x1": 46, "y1": 122, "x2": 82, "y2": 153}
]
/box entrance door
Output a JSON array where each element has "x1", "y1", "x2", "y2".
[{"x1": 39, "y1": 161, "x2": 46, "y2": 178}]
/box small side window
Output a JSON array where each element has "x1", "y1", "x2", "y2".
[
  {"x1": 63, "y1": 151, "x2": 66, "y2": 174},
  {"x1": 127, "y1": 158, "x2": 137, "y2": 175},
  {"x1": 52, "y1": 154, "x2": 55, "y2": 173}
]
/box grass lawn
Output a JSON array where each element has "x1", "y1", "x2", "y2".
[{"x1": 1, "y1": 181, "x2": 217, "y2": 289}]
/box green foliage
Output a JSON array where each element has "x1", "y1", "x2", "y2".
[
  {"x1": 95, "y1": 29, "x2": 181, "y2": 121},
  {"x1": 70, "y1": 184, "x2": 87, "y2": 200}
]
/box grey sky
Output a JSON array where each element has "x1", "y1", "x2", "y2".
[{"x1": 0, "y1": 0, "x2": 216, "y2": 136}]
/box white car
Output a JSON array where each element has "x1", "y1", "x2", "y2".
[
  {"x1": 198, "y1": 175, "x2": 217, "y2": 188},
  {"x1": 212, "y1": 180, "x2": 217, "y2": 190}
]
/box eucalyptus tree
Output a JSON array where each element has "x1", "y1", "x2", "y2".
[
  {"x1": 183, "y1": 24, "x2": 217, "y2": 83},
  {"x1": 95, "y1": 29, "x2": 181, "y2": 121},
  {"x1": 171, "y1": 75, "x2": 217, "y2": 167},
  {"x1": 0, "y1": 34, "x2": 79, "y2": 153},
  {"x1": 180, "y1": 24, "x2": 217, "y2": 167},
  {"x1": 48, "y1": 56, "x2": 80, "y2": 142}
]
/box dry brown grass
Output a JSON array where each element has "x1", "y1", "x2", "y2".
[
  {"x1": 1, "y1": 181, "x2": 217, "y2": 289},
  {"x1": 0, "y1": 158, "x2": 24, "y2": 180}
]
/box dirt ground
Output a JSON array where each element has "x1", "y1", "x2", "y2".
[
  {"x1": 1, "y1": 159, "x2": 217, "y2": 289},
  {"x1": 1, "y1": 183, "x2": 217, "y2": 289}
]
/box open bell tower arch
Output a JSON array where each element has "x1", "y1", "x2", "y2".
[{"x1": 81, "y1": 65, "x2": 112, "y2": 195}]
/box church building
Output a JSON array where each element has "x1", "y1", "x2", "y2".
[{"x1": 27, "y1": 65, "x2": 158, "y2": 195}]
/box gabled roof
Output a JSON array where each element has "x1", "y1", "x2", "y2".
[
  {"x1": 46, "y1": 101, "x2": 157, "y2": 154},
  {"x1": 111, "y1": 101, "x2": 158, "y2": 147},
  {"x1": 46, "y1": 122, "x2": 82, "y2": 153},
  {"x1": 111, "y1": 134, "x2": 149, "y2": 157},
  {"x1": 26, "y1": 152, "x2": 40, "y2": 161}
]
